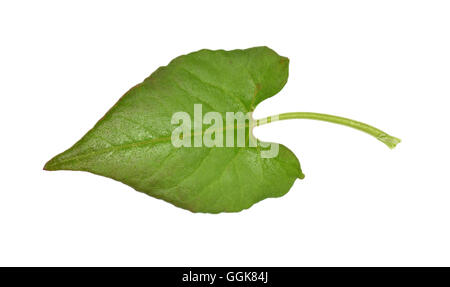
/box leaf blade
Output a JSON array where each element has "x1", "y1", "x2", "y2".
[{"x1": 45, "y1": 46, "x2": 302, "y2": 213}]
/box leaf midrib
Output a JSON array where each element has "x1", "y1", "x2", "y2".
[{"x1": 45, "y1": 122, "x2": 256, "y2": 169}]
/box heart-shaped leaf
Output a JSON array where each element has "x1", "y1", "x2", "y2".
[
  {"x1": 45, "y1": 46, "x2": 400, "y2": 213},
  {"x1": 45, "y1": 47, "x2": 305, "y2": 213}
]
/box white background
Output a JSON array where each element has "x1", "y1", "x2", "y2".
[{"x1": 1, "y1": 0, "x2": 449, "y2": 266}]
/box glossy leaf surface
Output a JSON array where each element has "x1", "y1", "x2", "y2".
[{"x1": 44, "y1": 47, "x2": 303, "y2": 213}]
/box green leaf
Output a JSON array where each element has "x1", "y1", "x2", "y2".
[
  {"x1": 44, "y1": 47, "x2": 304, "y2": 213},
  {"x1": 45, "y1": 46, "x2": 401, "y2": 213}
]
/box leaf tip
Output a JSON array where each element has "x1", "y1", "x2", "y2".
[
  {"x1": 43, "y1": 162, "x2": 51, "y2": 171},
  {"x1": 43, "y1": 157, "x2": 58, "y2": 171}
]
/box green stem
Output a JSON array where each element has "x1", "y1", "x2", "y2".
[{"x1": 255, "y1": 112, "x2": 401, "y2": 149}]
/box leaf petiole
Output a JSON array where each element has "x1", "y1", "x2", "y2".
[{"x1": 255, "y1": 112, "x2": 401, "y2": 149}]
